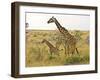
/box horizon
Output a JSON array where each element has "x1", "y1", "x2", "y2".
[
  {"x1": 26, "y1": 13, "x2": 90, "y2": 31},
  {"x1": 26, "y1": 28, "x2": 90, "y2": 31}
]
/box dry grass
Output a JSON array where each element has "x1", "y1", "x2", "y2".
[{"x1": 26, "y1": 30, "x2": 89, "y2": 67}]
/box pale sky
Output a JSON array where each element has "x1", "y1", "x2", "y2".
[{"x1": 26, "y1": 12, "x2": 90, "y2": 31}]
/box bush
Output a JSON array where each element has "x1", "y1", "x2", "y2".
[{"x1": 64, "y1": 54, "x2": 89, "y2": 65}]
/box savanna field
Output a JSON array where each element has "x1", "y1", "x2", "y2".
[{"x1": 26, "y1": 30, "x2": 89, "y2": 67}]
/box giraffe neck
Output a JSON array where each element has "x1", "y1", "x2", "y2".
[
  {"x1": 54, "y1": 18, "x2": 70, "y2": 36},
  {"x1": 54, "y1": 18, "x2": 62, "y2": 30},
  {"x1": 44, "y1": 40, "x2": 54, "y2": 48}
]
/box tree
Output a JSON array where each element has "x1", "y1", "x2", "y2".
[{"x1": 25, "y1": 23, "x2": 29, "y2": 28}]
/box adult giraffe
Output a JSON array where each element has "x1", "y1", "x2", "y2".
[{"x1": 47, "y1": 16, "x2": 79, "y2": 55}]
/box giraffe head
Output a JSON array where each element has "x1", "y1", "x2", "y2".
[
  {"x1": 47, "y1": 16, "x2": 55, "y2": 24},
  {"x1": 41, "y1": 39, "x2": 46, "y2": 43},
  {"x1": 47, "y1": 16, "x2": 69, "y2": 35}
]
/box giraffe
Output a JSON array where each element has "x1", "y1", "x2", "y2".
[
  {"x1": 41, "y1": 39, "x2": 59, "y2": 56},
  {"x1": 47, "y1": 16, "x2": 79, "y2": 55}
]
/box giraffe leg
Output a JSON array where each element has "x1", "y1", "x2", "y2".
[
  {"x1": 72, "y1": 46, "x2": 75, "y2": 55},
  {"x1": 67, "y1": 46, "x2": 69, "y2": 56},
  {"x1": 65, "y1": 46, "x2": 67, "y2": 55},
  {"x1": 49, "y1": 49, "x2": 52, "y2": 56},
  {"x1": 76, "y1": 48, "x2": 79, "y2": 55},
  {"x1": 68, "y1": 45, "x2": 73, "y2": 56},
  {"x1": 72, "y1": 49, "x2": 75, "y2": 55},
  {"x1": 64, "y1": 45, "x2": 67, "y2": 55}
]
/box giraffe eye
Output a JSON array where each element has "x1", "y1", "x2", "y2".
[{"x1": 50, "y1": 19, "x2": 53, "y2": 22}]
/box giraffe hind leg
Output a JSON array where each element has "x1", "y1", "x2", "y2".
[
  {"x1": 72, "y1": 50, "x2": 74, "y2": 55},
  {"x1": 76, "y1": 48, "x2": 79, "y2": 55}
]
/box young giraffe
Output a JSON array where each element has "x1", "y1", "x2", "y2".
[
  {"x1": 47, "y1": 16, "x2": 79, "y2": 55},
  {"x1": 41, "y1": 39, "x2": 59, "y2": 56}
]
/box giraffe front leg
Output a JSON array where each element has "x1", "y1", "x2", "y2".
[
  {"x1": 67, "y1": 45, "x2": 69, "y2": 56},
  {"x1": 49, "y1": 49, "x2": 53, "y2": 59},
  {"x1": 64, "y1": 42, "x2": 67, "y2": 55},
  {"x1": 71, "y1": 50, "x2": 74, "y2": 55},
  {"x1": 49, "y1": 50, "x2": 52, "y2": 56},
  {"x1": 64, "y1": 45, "x2": 67, "y2": 55},
  {"x1": 71, "y1": 46, "x2": 74, "y2": 55}
]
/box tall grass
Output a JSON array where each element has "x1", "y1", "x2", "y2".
[{"x1": 26, "y1": 30, "x2": 89, "y2": 67}]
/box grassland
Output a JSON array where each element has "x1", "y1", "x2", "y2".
[{"x1": 26, "y1": 30, "x2": 89, "y2": 67}]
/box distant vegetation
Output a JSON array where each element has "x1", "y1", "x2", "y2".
[{"x1": 26, "y1": 30, "x2": 89, "y2": 67}]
